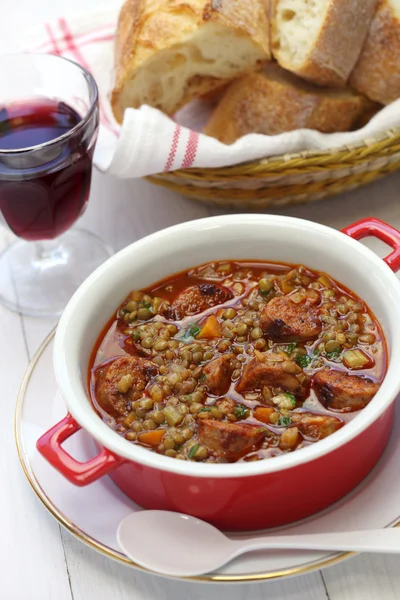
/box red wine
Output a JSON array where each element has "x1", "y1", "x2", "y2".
[{"x1": 0, "y1": 99, "x2": 95, "y2": 241}]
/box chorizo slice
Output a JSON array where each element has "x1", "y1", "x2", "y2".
[
  {"x1": 96, "y1": 355, "x2": 158, "y2": 416},
  {"x1": 291, "y1": 411, "x2": 344, "y2": 440},
  {"x1": 313, "y1": 369, "x2": 380, "y2": 412},
  {"x1": 203, "y1": 353, "x2": 236, "y2": 396},
  {"x1": 236, "y1": 356, "x2": 309, "y2": 396},
  {"x1": 165, "y1": 283, "x2": 233, "y2": 320},
  {"x1": 260, "y1": 295, "x2": 322, "y2": 342},
  {"x1": 198, "y1": 419, "x2": 266, "y2": 462}
]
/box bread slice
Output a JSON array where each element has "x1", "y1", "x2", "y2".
[
  {"x1": 204, "y1": 63, "x2": 375, "y2": 144},
  {"x1": 271, "y1": 0, "x2": 379, "y2": 87},
  {"x1": 350, "y1": 0, "x2": 400, "y2": 104},
  {"x1": 111, "y1": 0, "x2": 271, "y2": 121}
]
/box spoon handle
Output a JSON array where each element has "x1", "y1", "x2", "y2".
[{"x1": 231, "y1": 529, "x2": 400, "y2": 557}]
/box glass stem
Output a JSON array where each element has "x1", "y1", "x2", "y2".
[
  {"x1": 34, "y1": 241, "x2": 46, "y2": 261},
  {"x1": 32, "y1": 238, "x2": 67, "y2": 267}
]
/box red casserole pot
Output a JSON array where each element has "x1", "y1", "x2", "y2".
[{"x1": 37, "y1": 215, "x2": 400, "y2": 531}]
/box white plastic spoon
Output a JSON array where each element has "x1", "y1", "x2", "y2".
[{"x1": 117, "y1": 510, "x2": 400, "y2": 577}]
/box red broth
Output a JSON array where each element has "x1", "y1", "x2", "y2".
[{"x1": 89, "y1": 260, "x2": 387, "y2": 464}]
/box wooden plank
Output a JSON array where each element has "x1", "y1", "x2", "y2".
[
  {"x1": 0, "y1": 301, "x2": 71, "y2": 600},
  {"x1": 80, "y1": 176, "x2": 214, "y2": 256},
  {"x1": 129, "y1": 569, "x2": 329, "y2": 600},
  {"x1": 323, "y1": 554, "x2": 400, "y2": 600}
]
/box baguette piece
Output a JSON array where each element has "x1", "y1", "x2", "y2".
[
  {"x1": 271, "y1": 0, "x2": 379, "y2": 87},
  {"x1": 111, "y1": 0, "x2": 271, "y2": 122},
  {"x1": 350, "y1": 0, "x2": 400, "y2": 104},
  {"x1": 204, "y1": 63, "x2": 375, "y2": 144}
]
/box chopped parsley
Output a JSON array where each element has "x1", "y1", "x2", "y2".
[
  {"x1": 200, "y1": 372, "x2": 206, "y2": 382},
  {"x1": 182, "y1": 323, "x2": 201, "y2": 340},
  {"x1": 132, "y1": 331, "x2": 141, "y2": 341},
  {"x1": 284, "y1": 343, "x2": 297, "y2": 355},
  {"x1": 326, "y1": 350, "x2": 341, "y2": 361},
  {"x1": 189, "y1": 444, "x2": 199, "y2": 459},
  {"x1": 313, "y1": 349, "x2": 320, "y2": 357},
  {"x1": 284, "y1": 393, "x2": 297, "y2": 407},
  {"x1": 234, "y1": 404, "x2": 250, "y2": 419},
  {"x1": 200, "y1": 407, "x2": 212, "y2": 412},
  {"x1": 189, "y1": 324, "x2": 201, "y2": 337},
  {"x1": 277, "y1": 416, "x2": 291, "y2": 427},
  {"x1": 296, "y1": 354, "x2": 312, "y2": 368}
]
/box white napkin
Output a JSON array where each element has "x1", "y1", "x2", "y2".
[
  {"x1": 100, "y1": 99, "x2": 400, "y2": 178},
  {"x1": 17, "y1": 6, "x2": 400, "y2": 178}
]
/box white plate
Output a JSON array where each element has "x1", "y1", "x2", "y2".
[{"x1": 15, "y1": 330, "x2": 400, "y2": 583}]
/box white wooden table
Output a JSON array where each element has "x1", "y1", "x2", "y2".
[{"x1": 2, "y1": 2, "x2": 400, "y2": 598}]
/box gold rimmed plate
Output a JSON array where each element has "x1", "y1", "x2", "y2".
[{"x1": 14, "y1": 329, "x2": 400, "y2": 582}]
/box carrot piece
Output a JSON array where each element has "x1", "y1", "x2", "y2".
[
  {"x1": 254, "y1": 407, "x2": 275, "y2": 424},
  {"x1": 197, "y1": 314, "x2": 222, "y2": 339},
  {"x1": 138, "y1": 429, "x2": 166, "y2": 447}
]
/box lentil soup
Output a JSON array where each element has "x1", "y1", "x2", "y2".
[{"x1": 89, "y1": 261, "x2": 387, "y2": 464}]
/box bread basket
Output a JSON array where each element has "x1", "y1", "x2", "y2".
[{"x1": 147, "y1": 127, "x2": 400, "y2": 209}]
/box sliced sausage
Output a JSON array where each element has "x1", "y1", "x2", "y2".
[
  {"x1": 260, "y1": 295, "x2": 322, "y2": 342},
  {"x1": 291, "y1": 412, "x2": 344, "y2": 440},
  {"x1": 203, "y1": 353, "x2": 236, "y2": 396},
  {"x1": 165, "y1": 283, "x2": 233, "y2": 320},
  {"x1": 198, "y1": 419, "x2": 266, "y2": 462},
  {"x1": 313, "y1": 369, "x2": 380, "y2": 412},
  {"x1": 96, "y1": 356, "x2": 158, "y2": 416},
  {"x1": 236, "y1": 356, "x2": 310, "y2": 396}
]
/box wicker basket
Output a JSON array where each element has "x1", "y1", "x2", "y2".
[{"x1": 147, "y1": 127, "x2": 400, "y2": 209}]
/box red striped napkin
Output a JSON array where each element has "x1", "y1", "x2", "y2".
[{"x1": 21, "y1": 8, "x2": 400, "y2": 178}]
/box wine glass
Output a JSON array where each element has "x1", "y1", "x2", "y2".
[{"x1": 0, "y1": 53, "x2": 112, "y2": 317}]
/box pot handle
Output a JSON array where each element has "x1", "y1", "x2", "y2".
[
  {"x1": 342, "y1": 218, "x2": 400, "y2": 273},
  {"x1": 36, "y1": 414, "x2": 125, "y2": 486}
]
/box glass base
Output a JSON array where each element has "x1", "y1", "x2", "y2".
[{"x1": 0, "y1": 228, "x2": 112, "y2": 317}]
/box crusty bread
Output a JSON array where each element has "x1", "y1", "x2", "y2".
[
  {"x1": 111, "y1": 0, "x2": 271, "y2": 121},
  {"x1": 271, "y1": 0, "x2": 379, "y2": 87},
  {"x1": 204, "y1": 63, "x2": 375, "y2": 144},
  {"x1": 350, "y1": 0, "x2": 400, "y2": 104}
]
